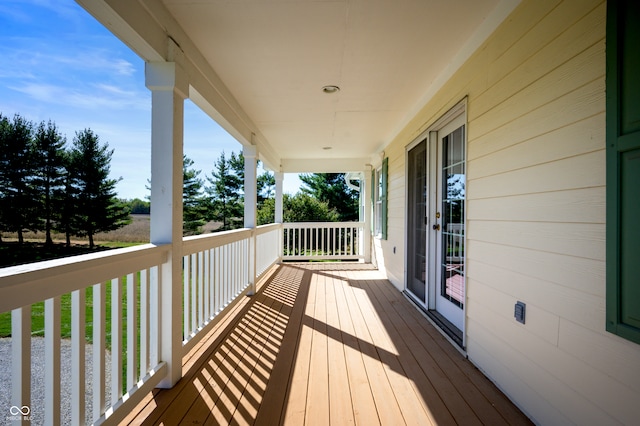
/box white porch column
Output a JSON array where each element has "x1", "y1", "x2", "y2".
[
  {"x1": 363, "y1": 169, "x2": 372, "y2": 263},
  {"x1": 244, "y1": 145, "x2": 258, "y2": 294},
  {"x1": 274, "y1": 171, "x2": 284, "y2": 223},
  {"x1": 145, "y1": 58, "x2": 188, "y2": 388},
  {"x1": 274, "y1": 171, "x2": 284, "y2": 262}
]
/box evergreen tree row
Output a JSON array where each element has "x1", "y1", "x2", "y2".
[
  {"x1": 180, "y1": 152, "x2": 360, "y2": 235},
  {"x1": 180, "y1": 151, "x2": 275, "y2": 234},
  {"x1": 0, "y1": 113, "x2": 130, "y2": 248}
]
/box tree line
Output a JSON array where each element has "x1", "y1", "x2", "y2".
[
  {"x1": 179, "y1": 152, "x2": 360, "y2": 235},
  {"x1": 1, "y1": 111, "x2": 361, "y2": 248},
  {"x1": 0, "y1": 113, "x2": 129, "y2": 248}
]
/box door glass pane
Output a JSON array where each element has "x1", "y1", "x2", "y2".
[
  {"x1": 407, "y1": 140, "x2": 427, "y2": 302},
  {"x1": 441, "y1": 126, "x2": 465, "y2": 308}
]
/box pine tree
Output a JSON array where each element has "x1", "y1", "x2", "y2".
[
  {"x1": 0, "y1": 114, "x2": 8, "y2": 243},
  {"x1": 206, "y1": 151, "x2": 243, "y2": 231},
  {"x1": 299, "y1": 173, "x2": 359, "y2": 221},
  {"x1": 183, "y1": 155, "x2": 208, "y2": 235},
  {"x1": 227, "y1": 151, "x2": 275, "y2": 205},
  {"x1": 60, "y1": 150, "x2": 76, "y2": 247},
  {"x1": 68, "y1": 129, "x2": 130, "y2": 248},
  {"x1": 32, "y1": 120, "x2": 67, "y2": 245},
  {"x1": 0, "y1": 114, "x2": 39, "y2": 243}
]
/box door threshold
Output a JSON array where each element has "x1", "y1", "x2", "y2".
[
  {"x1": 425, "y1": 310, "x2": 464, "y2": 349},
  {"x1": 403, "y1": 291, "x2": 465, "y2": 350}
]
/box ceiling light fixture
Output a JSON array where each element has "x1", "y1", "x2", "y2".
[
  {"x1": 322, "y1": 85, "x2": 340, "y2": 94},
  {"x1": 322, "y1": 146, "x2": 332, "y2": 150}
]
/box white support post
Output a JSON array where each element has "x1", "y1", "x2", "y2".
[
  {"x1": 146, "y1": 52, "x2": 188, "y2": 388},
  {"x1": 275, "y1": 171, "x2": 283, "y2": 224},
  {"x1": 275, "y1": 171, "x2": 284, "y2": 262},
  {"x1": 363, "y1": 169, "x2": 372, "y2": 263},
  {"x1": 244, "y1": 144, "x2": 258, "y2": 295}
]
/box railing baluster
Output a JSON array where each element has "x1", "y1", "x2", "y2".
[
  {"x1": 45, "y1": 296, "x2": 61, "y2": 426},
  {"x1": 183, "y1": 255, "x2": 190, "y2": 339},
  {"x1": 71, "y1": 288, "x2": 86, "y2": 425},
  {"x1": 150, "y1": 266, "x2": 159, "y2": 368},
  {"x1": 223, "y1": 245, "x2": 228, "y2": 307},
  {"x1": 204, "y1": 250, "x2": 210, "y2": 322},
  {"x1": 139, "y1": 270, "x2": 150, "y2": 379},
  {"x1": 11, "y1": 306, "x2": 31, "y2": 421},
  {"x1": 191, "y1": 253, "x2": 197, "y2": 335},
  {"x1": 211, "y1": 248, "x2": 216, "y2": 318},
  {"x1": 198, "y1": 252, "x2": 203, "y2": 326},
  {"x1": 93, "y1": 282, "x2": 106, "y2": 422},
  {"x1": 127, "y1": 272, "x2": 138, "y2": 389},
  {"x1": 111, "y1": 278, "x2": 122, "y2": 404},
  {"x1": 213, "y1": 247, "x2": 219, "y2": 314}
]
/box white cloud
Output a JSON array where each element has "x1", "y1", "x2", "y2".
[{"x1": 8, "y1": 80, "x2": 149, "y2": 111}]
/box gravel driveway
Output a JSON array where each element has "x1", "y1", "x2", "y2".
[{"x1": 0, "y1": 338, "x2": 111, "y2": 425}]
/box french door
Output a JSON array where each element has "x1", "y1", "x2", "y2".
[{"x1": 407, "y1": 113, "x2": 466, "y2": 334}]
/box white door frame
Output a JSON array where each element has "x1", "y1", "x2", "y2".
[{"x1": 404, "y1": 99, "x2": 467, "y2": 346}]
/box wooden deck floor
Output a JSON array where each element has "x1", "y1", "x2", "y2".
[{"x1": 125, "y1": 263, "x2": 532, "y2": 425}]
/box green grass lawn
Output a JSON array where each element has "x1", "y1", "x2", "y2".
[{"x1": 0, "y1": 274, "x2": 141, "y2": 389}]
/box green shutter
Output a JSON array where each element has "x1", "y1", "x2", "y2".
[
  {"x1": 381, "y1": 157, "x2": 388, "y2": 240},
  {"x1": 371, "y1": 168, "x2": 376, "y2": 234},
  {"x1": 606, "y1": 0, "x2": 640, "y2": 344}
]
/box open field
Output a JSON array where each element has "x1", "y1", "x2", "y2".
[
  {"x1": 1, "y1": 214, "x2": 152, "y2": 245},
  {"x1": 0, "y1": 215, "x2": 224, "y2": 268},
  {"x1": 1, "y1": 214, "x2": 224, "y2": 246}
]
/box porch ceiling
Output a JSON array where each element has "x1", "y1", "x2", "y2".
[{"x1": 81, "y1": 0, "x2": 518, "y2": 171}]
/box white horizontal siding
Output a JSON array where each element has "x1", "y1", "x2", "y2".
[{"x1": 378, "y1": 0, "x2": 640, "y2": 424}]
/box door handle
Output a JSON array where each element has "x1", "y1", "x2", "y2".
[{"x1": 432, "y1": 224, "x2": 440, "y2": 231}]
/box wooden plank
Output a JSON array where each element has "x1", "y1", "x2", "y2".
[
  {"x1": 358, "y1": 276, "x2": 486, "y2": 426},
  {"x1": 125, "y1": 271, "x2": 260, "y2": 426},
  {"x1": 121, "y1": 264, "x2": 531, "y2": 426},
  {"x1": 161, "y1": 297, "x2": 257, "y2": 425},
  {"x1": 254, "y1": 265, "x2": 310, "y2": 425},
  {"x1": 233, "y1": 306, "x2": 289, "y2": 423},
  {"x1": 180, "y1": 286, "x2": 278, "y2": 425},
  {"x1": 345, "y1": 271, "x2": 437, "y2": 426},
  {"x1": 332, "y1": 268, "x2": 381, "y2": 426},
  {"x1": 324, "y1": 272, "x2": 356, "y2": 425},
  {"x1": 207, "y1": 303, "x2": 273, "y2": 425},
  {"x1": 282, "y1": 267, "x2": 316, "y2": 425},
  {"x1": 372, "y1": 279, "x2": 532, "y2": 425},
  {"x1": 305, "y1": 272, "x2": 330, "y2": 425},
  {"x1": 341, "y1": 271, "x2": 405, "y2": 425}
]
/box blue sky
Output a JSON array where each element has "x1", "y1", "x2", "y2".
[{"x1": 0, "y1": 0, "x2": 301, "y2": 200}]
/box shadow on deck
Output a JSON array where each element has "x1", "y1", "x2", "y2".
[{"x1": 125, "y1": 262, "x2": 531, "y2": 425}]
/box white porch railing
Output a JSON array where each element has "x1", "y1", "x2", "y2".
[
  {"x1": 0, "y1": 244, "x2": 169, "y2": 425},
  {"x1": 282, "y1": 222, "x2": 365, "y2": 261},
  {"x1": 0, "y1": 220, "x2": 365, "y2": 424}
]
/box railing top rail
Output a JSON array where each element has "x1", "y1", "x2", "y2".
[
  {"x1": 283, "y1": 221, "x2": 364, "y2": 229},
  {"x1": 182, "y1": 228, "x2": 252, "y2": 255},
  {"x1": 0, "y1": 243, "x2": 169, "y2": 313},
  {"x1": 255, "y1": 223, "x2": 283, "y2": 236}
]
